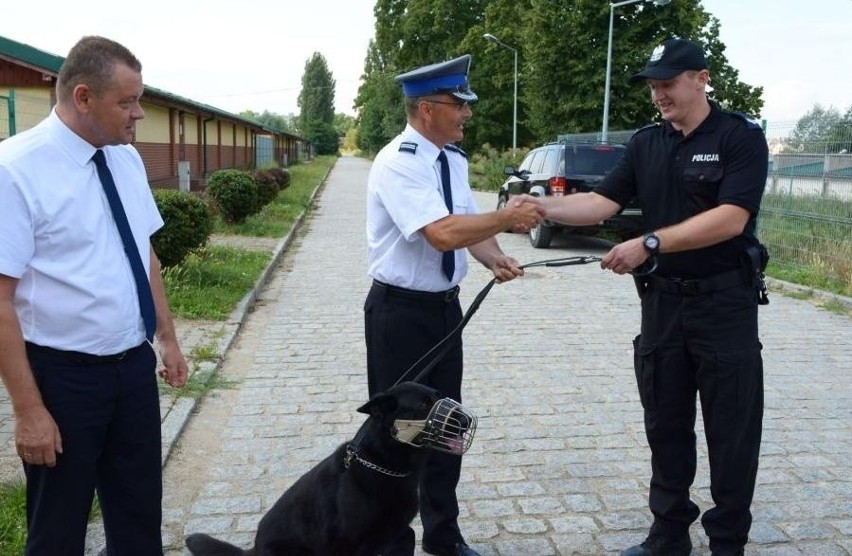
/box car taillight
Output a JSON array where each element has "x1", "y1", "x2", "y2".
[{"x1": 549, "y1": 176, "x2": 566, "y2": 196}]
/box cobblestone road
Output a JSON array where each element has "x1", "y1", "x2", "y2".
[{"x1": 2, "y1": 156, "x2": 850, "y2": 555}]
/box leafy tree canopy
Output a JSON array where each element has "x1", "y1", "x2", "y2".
[
  {"x1": 353, "y1": 0, "x2": 765, "y2": 154},
  {"x1": 788, "y1": 104, "x2": 852, "y2": 154},
  {"x1": 238, "y1": 110, "x2": 294, "y2": 133}
]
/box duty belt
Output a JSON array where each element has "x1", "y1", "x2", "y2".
[
  {"x1": 646, "y1": 268, "x2": 745, "y2": 296},
  {"x1": 372, "y1": 280, "x2": 460, "y2": 303}
]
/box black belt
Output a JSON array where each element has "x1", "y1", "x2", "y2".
[
  {"x1": 372, "y1": 280, "x2": 460, "y2": 303},
  {"x1": 25, "y1": 342, "x2": 147, "y2": 365},
  {"x1": 646, "y1": 269, "x2": 745, "y2": 296}
]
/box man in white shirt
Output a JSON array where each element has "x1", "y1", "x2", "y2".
[
  {"x1": 364, "y1": 54, "x2": 544, "y2": 556},
  {"x1": 0, "y1": 35, "x2": 188, "y2": 555}
]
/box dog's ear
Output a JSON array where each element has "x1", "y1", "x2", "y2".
[{"x1": 357, "y1": 392, "x2": 399, "y2": 417}]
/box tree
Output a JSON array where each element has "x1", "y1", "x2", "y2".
[
  {"x1": 355, "y1": 0, "x2": 487, "y2": 154},
  {"x1": 519, "y1": 0, "x2": 764, "y2": 141},
  {"x1": 355, "y1": 40, "x2": 405, "y2": 154},
  {"x1": 238, "y1": 110, "x2": 293, "y2": 132},
  {"x1": 788, "y1": 104, "x2": 851, "y2": 154},
  {"x1": 353, "y1": 0, "x2": 765, "y2": 153},
  {"x1": 298, "y1": 53, "x2": 339, "y2": 155}
]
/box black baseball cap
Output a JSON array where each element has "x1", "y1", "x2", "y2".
[{"x1": 631, "y1": 38, "x2": 707, "y2": 82}]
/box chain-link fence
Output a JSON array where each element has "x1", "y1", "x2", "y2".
[{"x1": 560, "y1": 121, "x2": 852, "y2": 296}]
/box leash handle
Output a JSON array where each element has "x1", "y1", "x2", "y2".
[{"x1": 393, "y1": 254, "x2": 601, "y2": 386}]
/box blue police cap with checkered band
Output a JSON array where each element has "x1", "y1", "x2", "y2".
[{"x1": 394, "y1": 54, "x2": 478, "y2": 102}]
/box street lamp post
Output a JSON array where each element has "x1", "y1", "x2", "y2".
[
  {"x1": 602, "y1": 0, "x2": 671, "y2": 143},
  {"x1": 483, "y1": 33, "x2": 518, "y2": 156}
]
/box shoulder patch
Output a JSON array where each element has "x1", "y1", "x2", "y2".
[
  {"x1": 399, "y1": 141, "x2": 418, "y2": 154},
  {"x1": 729, "y1": 112, "x2": 764, "y2": 131},
  {"x1": 445, "y1": 144, "x2": 468, "y2": 158}
]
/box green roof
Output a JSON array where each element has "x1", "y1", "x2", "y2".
[
  {"x1": 0, "y1": 35, "x2": 64, "y2": 73},
  {"x1": 0, "y1": 34, "x2": 300, "y2": 138}
]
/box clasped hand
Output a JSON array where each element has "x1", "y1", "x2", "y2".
[{"x1": 502, "y1": 194, "x2": 546, "y2": 233}]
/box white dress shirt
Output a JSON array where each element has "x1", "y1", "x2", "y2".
[
  {"x1": 366, "y1": 124, "x2": 480, "y2": 291},
  {"x1": 0, "y1": 110, "x2": 163, "y2": 354}
]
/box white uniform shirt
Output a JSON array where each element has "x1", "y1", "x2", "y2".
[
  {"x1": 366, "y1": 124, "x2": 479, "y2": 291},
  {"x1": 0, "y1": 110, "x2": 163, "y2": 354}
]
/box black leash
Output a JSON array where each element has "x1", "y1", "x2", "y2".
[{"x1": 393, "y1": 255, "x2": 604, "y2": 386}]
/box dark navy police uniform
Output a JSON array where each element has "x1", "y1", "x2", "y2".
[{"x1": 596, "y1": 101, "x2": 769, "y2": 553}]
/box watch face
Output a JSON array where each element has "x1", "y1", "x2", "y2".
[{"x1": 645, "y1": 235, "x2": 659, "y2": 250}]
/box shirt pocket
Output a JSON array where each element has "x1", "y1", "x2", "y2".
[{"x1": 681, "y1": 166, "x2": 724, "y2": 215}]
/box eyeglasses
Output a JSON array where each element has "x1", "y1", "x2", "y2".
[{"x1": 425, "y1": 99, "x2": 469, "y2": 110}]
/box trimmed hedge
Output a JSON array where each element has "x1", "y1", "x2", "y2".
[
  {"x1": 152, "y1": 189, "x2": 213, "y2": 268},
  {"x1": 206, "y1": 169, "x2": 259, "y2": 224},
  {"x1": 253, "y1": 169, "x2": 280, "y2": 208}
]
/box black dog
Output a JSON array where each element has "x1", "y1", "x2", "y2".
[{"x1": 185, "y1": 381, "x2": 474, "y2": 556}]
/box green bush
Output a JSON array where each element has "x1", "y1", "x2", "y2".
[
  {"x1": 266, "y1": 167, "x2": 291, "y2": 190},
  {"x1": 469, "y1": 144, "x2": 528, "y2": 192},
  {"x1": 253, "y1": 169, "x2": 280, "y2": 208},
  {"x1": 206, "y1": 169, "x2": 259, "y2": 224},
  {"x1": 152, "y1": 189, "x2": 213, "y2": 268}
]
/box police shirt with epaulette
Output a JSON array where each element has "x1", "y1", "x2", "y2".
[
  {"x1": 365, "y1": 124, "x2": 479, "y2": 291},
  {"x1": 595, "y1": 102, "x2": 768, "y2": 278}
]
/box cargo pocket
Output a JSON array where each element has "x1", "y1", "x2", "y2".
[
  {"x1": 711, "y1": 345, "x2": 763, "y2": 426},
  {"x1": 633, "y1": 335, "x2": 657, "y2": 411}
]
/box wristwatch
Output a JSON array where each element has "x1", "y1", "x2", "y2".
[{"x1": 643, "y1": 232, "x2": 661, "y2": 255}]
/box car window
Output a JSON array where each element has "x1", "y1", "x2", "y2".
[
  {"x1": 518, "y1": 150, "x2": 537, "y2": 172},
  {"x1": 541, "y1": 148, "x2": 559, "y2": 175},
  {"x1": 527, "y1": 149, "x2": 546, "y2": 174},
  {"x1": 567, "y1": 145, "x2": 626, "y2": 175}
]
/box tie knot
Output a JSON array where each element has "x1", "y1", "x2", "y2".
[
  {"x1": 92, "y1": 149, "x2": 106, "y2": 167},
  {"x1": 437, "y1": 151, "x2": 448, "y2": 163}
]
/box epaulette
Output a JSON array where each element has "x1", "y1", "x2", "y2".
[
  {"x1": 631, "y1": 122, "x2": 661, "y2": 139},
  {"x1": 729, "y1": 111, "x2": 764, "y2": 131},
  {"x1": 399, "y1": 141, "x2": 418, "y2": 154},
  {"x1": 445, "y1": 144, "x2": 468, "y2": 159}
]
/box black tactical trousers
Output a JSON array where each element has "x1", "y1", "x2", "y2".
[{"x1": 633, "y1": 280, "x2": 764, "y2": 552}]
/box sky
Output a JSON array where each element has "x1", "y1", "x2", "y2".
[{"x1": 1, "y1": 0, "x2": 849, "y2": 125}]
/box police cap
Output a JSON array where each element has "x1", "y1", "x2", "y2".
[
  {"x1": 395, "y1": 54, "x2": 478, "y2": 102},
  {"x1": 631, "y1": 38, "x2": 707, "y2": 82}
]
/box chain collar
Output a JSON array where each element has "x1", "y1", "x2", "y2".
[{"x1": 344, "y1": 444, "x2": 411, "y2": 478}]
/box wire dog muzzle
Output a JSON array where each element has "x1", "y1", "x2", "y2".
[{"x1": 393, "y1": 398, "x2": 477, "y2": 455}]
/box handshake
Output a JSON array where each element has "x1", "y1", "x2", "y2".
[{"x1": 499, "y1": 194, "x2": 547, "y2": 234}]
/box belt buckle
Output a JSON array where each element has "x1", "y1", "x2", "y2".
[
  {"x1": 673, "y1": 278, "x2": 700, "y2": 295},
  {"x1": 444, "y1": 287, "x2": 459, "y2": 302}
]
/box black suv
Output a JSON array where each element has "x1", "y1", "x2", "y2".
[{"x1": 497, "y1": 141, "x2": 644, "y2": 247}]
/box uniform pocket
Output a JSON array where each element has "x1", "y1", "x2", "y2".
[
  {"x1": 708, "y1": 345, "x2": 763, "y2": 426},
  {"x1": 633, "y1": 335, "x2": 657, "y2": 411},
  {"x1": 682, "y1": 165, "x2": 724, "y2": 214}
]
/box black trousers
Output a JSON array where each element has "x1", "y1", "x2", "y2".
[
  {"x1": 634, "y1": 281, "x2": 763, "y2": 552},
  {"x1": 364, "y1": 282, "x2": 465, "y2": 553},
  {"x1": 23, "y1": 342, "x2": 163, "y2": 556}
]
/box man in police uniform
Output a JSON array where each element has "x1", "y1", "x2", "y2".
[
  {"x1": 364, "y1": 54, "x2": 544, "y2": 556},
  {"x1": 524, "y1": 39, "x2": 768, "y2": 555}
]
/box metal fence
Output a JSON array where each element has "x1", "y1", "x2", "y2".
[{"x1": 559, "y1": 120, "x2": 852, "y2": 296}]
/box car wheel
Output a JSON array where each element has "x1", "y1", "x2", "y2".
[{"x1": 529, "y1": 223, "x2": 553, "y2": 248}]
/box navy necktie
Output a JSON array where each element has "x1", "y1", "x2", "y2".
[
  {"x1": 437, "y1": 151, "x2": 455, "y2": 282},
  {"x1": 92, "y1": 149, "x2": 156, "y2": 342}
]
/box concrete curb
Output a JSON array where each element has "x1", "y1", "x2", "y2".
[{"x1": 766, "y1": 276, "x2": 852, "y2": 311}]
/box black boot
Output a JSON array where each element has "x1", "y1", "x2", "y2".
[{"x1": 620, "y1": 533, "x2": 692, "y2": 556}]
